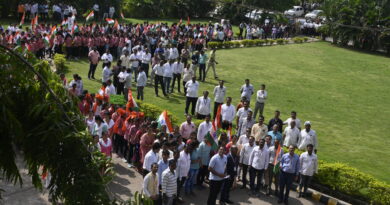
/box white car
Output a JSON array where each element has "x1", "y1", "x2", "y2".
[
  {"x1": 284, "y1": 6, "x2": 304, "y2": 17},
  {"x1": 305, "y1": 10, "x2": 323, "y2": 19}
]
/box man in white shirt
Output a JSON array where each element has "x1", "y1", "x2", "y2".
[
  {"x1": 102, "y1": 65, "x2": 112, "y2": 83},
  {"x1": 298, "y1": 144, "x2": 318, "y2": 198},
  {"x1": 163, "y1": 60, "x2": 174, "y2": 95},
  {"x1": 240, "y1": 79, "x2": 254, "y2": 103},
  {"x1": 171, "y1": 58, "x2": 184, "y2": 93},
  {"x1": 213, "y1": 80, "x2": 226, "y2": 118},
  {"x1": 106, "y1": 80, "x2": 116, "y2": 95},
  {"x1": 284, "y1": 111, "x2": 301, "y2": 129},
  {"x1": 108, "y1": 6, "x2": 115, "y2": 18},
  {"x1": 137, "y1": 67, "x2": 147, "y2": 101},
  {"x1": 298, "y1": 121, "x2": 318, "y2": 152},
  {"x1": 141, "y1": 48, "x2": 151, "y2": 78},
  {"x1": 177, "y1": 146, "x2": 191, "y2": 202},
  {"x1": 237, "y1": 111, "x2": 255, "y2": 137},
  {"x1": 101, "y1": 49, "x2": 113, "y2": 69},
  {"x1": 123, "y1": 68, "x2": 132, "y2": 101},
  {"x1": 221, "y1": 97, "x2": 235, "y2": 130},
  {"x1": 254, "y1": 84, "x2": 267, "y2": 119},
  {"x1": 143, "y1": 163, "x2": 159, "y2": 203},
  {"x1": 248, "y1": 139, "x2": 269, "y2": 195},
  {"x1": 195, "y1": 91, "x2": 211, "y2": 119},
  {"x1": 239, "y1": 136, "x2": 255, "y2": 189},
  {"x1": 120, "y1": 50, "x2": 131, "y2": 70},
  {"x1": 153, "y1": 61, "x2": 167, "y2": 97},
  {"x1": 197, "y1": 115, "x2": 212, "y2": 142},
  {"x1": 236, "y1": 101, "x2": 252, "y2": 126},
  {"x1": 169, "y1": 45, "x2": 179, "y2": 60},
  {"x1": 143, "y1": 143, "x2": 161, "y2": 177},
  {"x1": 283, "y1": 120, "x2": 301, "y2": 147},
  {"x1": 185, "y1": 77, "x2": 199, "y2": 116},
  {"x1": 130, "y1": 50, "x2": 140, "y2": 82}
]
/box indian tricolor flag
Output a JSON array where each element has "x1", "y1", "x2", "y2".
[
  {"x1": 206, "y1": 104, "x2": 222, "y2": 150},
  {"x1": 20, "y1": 12, "x2": 25, "y2": 26},
  {"x1": 273, "y1": 145, "x2": 282, "y2": 174},
  {"x1": 31, "y1": 15, "x2": 38, "y2": 29},
  {"x1": 43, "y1": 36, "x2": 50, "y2": 47},
  {"x1": 157, "y1": 110, "x2": 173, "y2": 133},
  {"x1": 113, "y1": 20, "x2": 119, "y2": 30},
  {"x1": 86, "y1": 11, "x2": 94, "y2": 21},
  {"x1": 49, "y1": 25, "x2": 57, "y2": 38},
  {"x1": 106, "y1": 18, "x2": 115, "y2": 24},
  {"x1": 126, "y1": 89, "x2": 138, "y2": 112}
]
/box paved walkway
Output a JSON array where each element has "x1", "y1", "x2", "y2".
[{"x1": 1, "y1": 155, "x2": 320, "y2": 205}]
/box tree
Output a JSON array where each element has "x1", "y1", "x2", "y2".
[{"x1": 0, "y1": 45, "x2": 113, "y2": 204}]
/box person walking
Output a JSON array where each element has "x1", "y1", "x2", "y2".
[
  {"x1": 88, "y1": 47, "x2": 100, "y2": 79},
  {"x1": 278, "y1": 145, "x2": 300, "y2": 204},
  {"x1": 206, "y1": 48, "x2": 218, "y2": 79},
  {"x1": 298, "y1": 144, "x2": 318, "y2": 198},
  {"x1": 213, "y1": 80, "x2": 226, "y2": 118},
  {"x1": 171, "y1": 58, "x2": 184, "y2": 93},
  {"x1": 153, "y1": 61, "x2": 167, "y2": 97},
  {"x1": 198, "y1": 50, "x2": 208, "y2": 82},
  {"x1": 207, "y1": 146, "x2": 227, "y2": 205},
  {"x1": 185, "y1": 77, "x2": 199, "y2": 116},
  {"x1": 163, "y1": 60, "x2": 174, "y2": 94},
  {"x1": 137, "y1": 67, "x2": 147, "y2": 100}
]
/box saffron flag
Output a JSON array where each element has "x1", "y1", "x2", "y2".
[
  {"x1": 106, "y1": 18, "x2": 115, "y2": 24},
  {"x1": 120, "y1": 12, "x2": 125, "y2": 19},
  {"x1": 31, "y1": 15, "x2": 38, "y2": 29},
  {"x1": 86, "y1": 11, "x2": 94, "y2": 21},
  {"x1": 157, "y1": 110, "x2": 173, "y2": 133},
  {"x1": 50, "y1": 25, "x2": 57, "y2": 38},
  {"x1": 187, "y1": 16, "x2": 190, "y2": 25},
  {"x1": 179, "y1": 18, "x2": 182, "y2": 25},
  {"x1": 20, "y1": 12, "x2": 25, "y2": 26},
  {"x1": 126, "y1": 89, "x2": 139, "y2": 112},
  {"x1": 113, "y1": 19, "x2": 119, "y2": 30},
  {"x1": 273, "y1": 145, "x2": 282, "y2": 174}
]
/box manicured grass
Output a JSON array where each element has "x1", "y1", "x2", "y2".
[{"x1": 65, "y1": 41, "x2": 390, "y2": 183}]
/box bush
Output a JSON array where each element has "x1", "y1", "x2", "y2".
[
  {"x1": 268, "y1": 39, "x2": 276, "y2": 45},
  {"x1": 293, "y1": 37, "x2": 303, "y2": 43},
  {"x1": 53, "y1": 53, "x2": 68, "y2": 73},
  {"x1": 233, "y1": 41, "x2": 241, "y2": 48},
  {"x1": 276, "y1": 38, "x2": 285, "y2": 45},
  {"x1": 314, "y1": 161, "x2": 390, "y2": 204},
  {"x1": 109, "y1": 95, "x2": 127, "y2": 105},
  {"x1": 222, "y1": 41, "x2": 233, "y2": 49},
  {"x1": 136, "y1": 100, "x2": 178, "y2": 125},
  {"x1": 247, "y1": 40, "x2": 256, "y2": 47},
  {"x1": 303, "y1": 37, "x2": 309, "y2": 42},
  {"x1": 207, "y1": 42, "x2": 219, "y2": 49},
  {"x1": 264, "y1": 39, "x2": 269, "y2": 45},
  {"x1": 284, "y1": 39, "x2": 290, "y2": 44},
  {"x1": 240, "y1": 40, "x2": 250, "y2": 47}
]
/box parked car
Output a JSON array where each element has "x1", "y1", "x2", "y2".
[
  {"x1": 284, "y1": 6, "x2": 304, "y2": 17},
  {"x1": 305, "y1": 10, "x2": 323, "y2": 19}
]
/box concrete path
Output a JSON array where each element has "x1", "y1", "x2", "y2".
[{"x1": 1, "y1": 155, "x2": 320, "y2": 205}]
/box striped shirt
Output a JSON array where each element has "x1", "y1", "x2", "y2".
[{"x1": 161, "y1": 169, "x2": 177, "y2": 197}]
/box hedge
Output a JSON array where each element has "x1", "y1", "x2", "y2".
[
  {"x1": 53, "y1": 53, "x2": 68, "y2": 74},
  {"x1": 206, "y1": 37, "x2": 308, "y2": 49},
  {"x1": 109, "y1": 95, "x2": 390, "y2": 204}
]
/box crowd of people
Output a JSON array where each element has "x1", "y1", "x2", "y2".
[{"x1": 1, "y1": 6, "x2": 320, "y2": 205}]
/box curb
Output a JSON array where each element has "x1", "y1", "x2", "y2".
[{"x1": 291, "y1": 183, "x2": 351, "y2": 205}]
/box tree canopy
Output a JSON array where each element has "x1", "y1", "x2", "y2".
[{"x1": 0, "y1": 45, "x2": 113, "y2": 204}]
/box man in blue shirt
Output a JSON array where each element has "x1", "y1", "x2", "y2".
[
  {"x1": 278, "y1": 145, "x2": 300, "y2": 205},
  {"x1": 207, "y1": 146, "x2": 227, "y2": 205},
  {"x1": 268, "y1": 124, "x2": 283, "y2": 145}
]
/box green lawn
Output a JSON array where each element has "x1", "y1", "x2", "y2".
[{"x1": 65, "y1": 42, "x2": 390, "y2": 183}]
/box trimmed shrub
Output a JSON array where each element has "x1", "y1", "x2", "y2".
[
  {"x1": 109, "y1": 95, "x2": 127, "y2": 105},
  {"x1": 53, "y1": 53, "x2": 68, "y2": 73},
  {"x1": 233, "y1": 41, "x2": 241, "y2": 48},
  {"x1": 247, "y1": 40, "x2": 256, "y2": 47},
  {"x1": 284, "y1": 39, "x2": 290, "y2": 44},
  {"x1": 264, "y1": 38, "x2": 269, "y2": 45},
  {"x1": 303, "y1": 37, "x2": 309, "y2": 42},
  {"x1": 207, "y1": 42, "x2": 219, "y2": 49},
  {"x1": 293, "y1": 37, "x2": 303, "y2": 43},
  {"x1": 222, "y1": 41, "x2": 233, "y2": 49},
  {"x1": 192, "y1": 119, "x2": 203, "y2": 128},
  {"x1": 240, "y1": 40, "x2": 250, "y2": 47},
  {"x1": 276, "y1": 38, "x2": 285, "y2": 45},
  {"x1": 268, "y1": 39, "x2": 276, "y2": 45}
]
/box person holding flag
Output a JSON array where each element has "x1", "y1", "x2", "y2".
[{"x1": 265, "y1": 139, "x2": 284, "y2": 196}]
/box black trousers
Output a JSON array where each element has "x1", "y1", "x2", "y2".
[
  {"x1": 207, "y1": 180, "x2": 224, "y2": 205},
  {"x1": 199, "y1": 64, "x2": 206, "y2": 81},
  {"x1": 213, "y1": 102, "x2": 223, "y2": 119},
  {"x1": 220, "y1": 177, "x2": 234, "y2": 202},
  {"x1": 154, "y1": 75, "x2": 166, "y2": 96},
  {"x1": 171, "y1": 73, "x2": 181, "y2": 92},
  {"x1": 183, "y1": 81, "x2": 187, "y2": 95},
  {"x1": 197, "y1": 113, "x2": 206, "y2": 120},
  {"x1": 185, "y1": 97, "x2": 198, "y2": 115},
  {"x1": 197, "y1": 165, "x2": 209, "y2": 185},
  {"x1": 299, "y1": 174, "x2": 312, "y2": 195},
  {"x1": 142, "y1": 63, "x2": 149, "y2": 78},
  {"x1": 242, "y1": 164, "x2": 249, "y2": 187},
  {"x1": 177, "y1": 177, "x2": 186, "y2": 198},
  {"x1": 249, "y1": 167, "x2": 264, "y2": 191},
  {"x1": 88, "y1": 63, "x2": 97, "y2": 78},
  {"x1": 279, "y1": 171, "x2": 295, "y2": 202},
  {"x1": 222, "y1": 121, "x2": 232, "y2": 130},
  {"x1": 117, "y1": 82, "x2": 124, "y2": 95}
]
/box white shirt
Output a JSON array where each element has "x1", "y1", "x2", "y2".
[
  {"x1": 195, "y1": 96, "x2": 211, "y2": 115},
  {"x1": 256, "y1": 90, "x2": 267, "y2": 103},
  {"x1": 153, "y1": 64, "x2": 164, "y2": 76},
  {"x1": 118, "y1": 71, "x2": 127, "y2": 83},
  {"x1": 197, "y1": 121, "x2": 212, "y2": 142},
  {"x1": 237, "y1": 135, "x2": 250, "y2": 147},
  {"x1": 177, "y1": 151, "x2": 191, "y2": 178},
  {"x1": 240, "y1": 84, "x2": 254, "y2": 101},
  {"x1": 102, "y1": 66, "x2": 112, "y2": 83},
  {"x1": 284, "y1": 117, "x2": 301, "y2": 129},
  {"x1": 120, "y1": 55, "x2": 131, "y2": 69},
  {"x1": 298, "y1": 129, "x2": 318, "y2": 150},
  {"x1": 221, "y1": 104, "x2": 235, "y2": 122},
  {"x1": 141, "y1": 52, "x2": 151, "y2": 64},
  {"x1": 213, "y1": 86, "x2": 226, "y2": 103},
  {"x1": 248, "y1": 146, "x2": 269, "y2": 170},
  {"x1": 143, "y1": 150, "x2": 160, "y2": 171},
  {"x1": 240, "y1": 143, "x2": 255, "y2": 165},
  {"x1": 172, "y1": 62, "x2": 184, "y2": 74},
  {"x1": 169, "y1": 47, "x2": 179, "y2": 60},
  {"x1": 130, "y1": 53, "x2": 139, "y2": 68},
  {"x1": 283, "y1": 126, "x2": 301, "y2": 147},
  {"x1": 163, "y1": 63, "x2": 174, "y2": 78},
  {"x1": 93, "y1": 4, "x2": 99, "y2": 11},
  {"x1": 137, "y1": 71, "x2": 147, "y2": 87},
  {"x1": 107, "y1": 85, "x2": 116, "y2": 95},
  {"x1": 101, "y1": 53, "x2": 113, "y2": 63},
  {"x1": 299, "y1": 152, "x2": 318, "y2": 176},
  {"x1": 185, "y1": 81, "x2": 199, "y2": 98},
  {"x1": 236, "y1": 107, "x2": 252, "y2": 121},
  {"x1": 143, "y1": 172, "x2": 159, "y2": 198}
]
